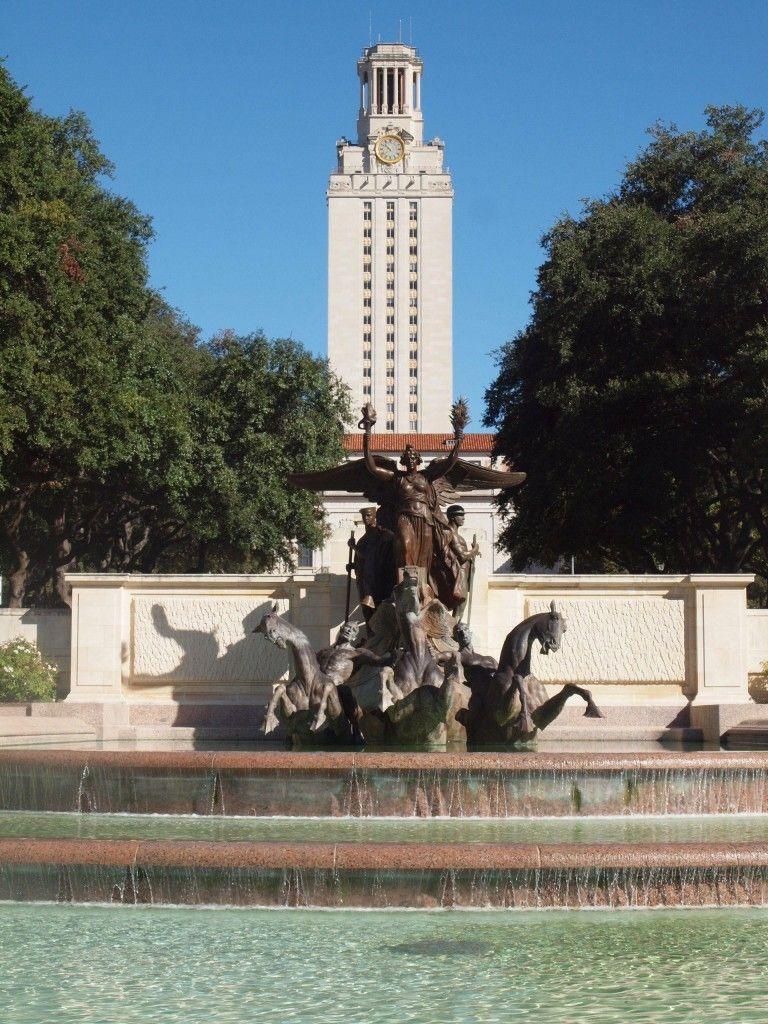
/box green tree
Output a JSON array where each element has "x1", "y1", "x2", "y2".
[
  {"x1": 173, "y1": 331, "x2": 349, "y2": 573},
  {"x1": 0, "y1": 64, "x2": 195, "y2": 604},
  {"x1": 0, "y1": 66, "x2": 350, "y2": 603},
  {"x1": 486, "y1": 106, "x2": 768, "y2": 601}
]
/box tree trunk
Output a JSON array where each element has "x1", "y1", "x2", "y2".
[
  {"x1": 8, "y1": 550, "x2": 29, "y2": 608},
  {"x1": 55, "y1": 539, "x2": 75, "y2": 608}
]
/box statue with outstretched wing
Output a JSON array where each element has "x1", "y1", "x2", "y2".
[{"x1": 289, "y1": 401, "x2": 525, "y2": 613}]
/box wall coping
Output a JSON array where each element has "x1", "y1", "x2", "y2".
[
  {"x1": 63, "y1": 571, "x2": 755, "y2": 593},
  {"x1": 488, "y1": 573, "x2": 754, "y2": 591},
  {"x1": 0, "y1": 608, "x2": 70, "y2": 616},
  {"x1": 64, "y1": 573, "x2": 301, "y2": 590}
]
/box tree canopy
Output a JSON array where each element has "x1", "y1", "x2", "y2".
[
  {"x1": 486, "y1": 106, "x2": 768, "y2": 601},
  {"x1": 0, "y1": 64, "x2": 348, "y2": 605}
]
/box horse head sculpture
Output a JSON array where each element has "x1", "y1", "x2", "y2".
[
  {"x1": 253, "y1": 604, "x2": 288, "y2": 649},
  {"x1": 539, "y1": 600, "x2": 567, "y2": 656}
]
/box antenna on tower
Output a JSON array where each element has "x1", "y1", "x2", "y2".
[
  {"x1": 399, "y1": 18, "x2": 402, "y2": 42},
  {"x1": 409, "y1": 17, "x2": 413, "y2": 45},
  {"x1": 368, "y1": 10, "x2": 372, "y2": 46}
]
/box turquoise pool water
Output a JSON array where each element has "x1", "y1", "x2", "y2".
[
  {"x1": 0, "y1": 904, "x2": 765, "y2": 1023},
  {"x1": 2, "y1": 809, "x2": 768, "y2": 844}
]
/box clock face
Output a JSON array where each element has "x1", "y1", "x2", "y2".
[{"x1": 375, "y1": 134, "x2": 405, "y2": 165}]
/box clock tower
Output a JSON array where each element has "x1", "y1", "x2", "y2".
[{"x1": 327, "y1": 44, "x2": 453, "y2": 433}]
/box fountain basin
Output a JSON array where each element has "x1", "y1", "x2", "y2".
[
  {"x1": 1, "y1": 836, "x2": 768, "y2": 907},
  {"x1": 1, "y1": 835, "x2": 768, "y2": 909},
  {"x1": 3, "y1": 810, "x2": 768, "y2": 845},
  {"x1": 2, "y1": 749, "x2": 768, "y2": 816},
  {"x1": 2, "y1": 904, "x2": 767, "y2": 1024}
]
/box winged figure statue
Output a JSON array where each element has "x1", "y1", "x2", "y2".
[{"x1": 289, "y1": 401, "x2": 525, "y2": 613}]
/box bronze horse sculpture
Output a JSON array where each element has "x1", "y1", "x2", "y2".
[
  {"x1": 256, "y1": 608, "x2": 374, "y2": 744},
  {"x1": 457, "y1": 602, "x2": 603, "y2": 744}
]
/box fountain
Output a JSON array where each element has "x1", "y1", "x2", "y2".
[
  {"x1": 0, "y1": 401, "x2": 766, "y2": 1024},
  {"x1": 254, "y1": 401, "x2": 602, "y2": 748}
]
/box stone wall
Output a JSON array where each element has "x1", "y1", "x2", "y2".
[
  {"x1": 487, "y1": 575, "x2": 752, "y2": 706},
  {"x1": 63, "y1": 571, "x2": 755, "y2": 710},
  {"x1": 64, "y1": 573, "x2": 348, "y2": 706},
  {"x1": 747, "y1": 610, "x2": 768, "y2": 674},
  {"x1": 0, "y1": 609, "x2": 71, "y2": 697}
]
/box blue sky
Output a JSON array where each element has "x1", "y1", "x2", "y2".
[{"x1": 4, "y1": 0, "x2": 768, "y2": 424}]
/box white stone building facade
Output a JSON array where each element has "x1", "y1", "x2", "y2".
[{"x1": 328, "y1": 43, "x2": 453, "y2": 432}]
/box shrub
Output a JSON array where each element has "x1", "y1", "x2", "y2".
[{"x1": 0, "y1": 639, "x2": 57, "y2": 703}]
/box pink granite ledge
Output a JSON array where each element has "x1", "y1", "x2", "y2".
[
  {"x1": 0, "y1": 749, "x2": 218, "y2": 771},
  {"x1": 1, "y1": 749, "x2": 768, "y2": 773},
  {"x1": 2, "y1": 838, "x2": 768, "y2": 871}
]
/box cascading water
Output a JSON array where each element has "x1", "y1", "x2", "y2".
[{"x1": 0, "y1": 750, "x2": 767, "y2": 909}]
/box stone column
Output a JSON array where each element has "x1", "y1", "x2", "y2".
[
  {"x1": 683, "y1": 573, "x2": 759, "y2": 742},
  {"x1": 688, "y1": 575, "x2": 752, "y2": 704},
  {"x1": 67, "y1": 576, "x2": 129, "y2": 704}
]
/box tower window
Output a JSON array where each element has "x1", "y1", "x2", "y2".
[
  {"x1": 409, "y1": 203, "x2": 418, "y2": 220},
  {"x1": 386, "y1": 314, "x2": 395, "y2": 325},
  {"x1": 409, "y1": 228, "x2": 417, "y2": 238},
  {"x1": 386, "y1": 332, "x2": 395, "y2": 343},
  {"x1": 363, "y1": 297, "x2": 372, "y2": 307},
  {"x1": 387, "y1": 419, "x2": 395, "y2": 430},
  {"x1": 386, "y1": 228, "x2": 395, "y2": 239},
  {"x1": 363, "y1": 367, "x2": 371, "y2": 377}
]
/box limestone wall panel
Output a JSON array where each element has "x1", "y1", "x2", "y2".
[
  {"x1": 524, "y1": 596, "x2": 686, "y2": 684},
  {"x1": 131, "y1": 596, "x2": 290, "y2": 685}
]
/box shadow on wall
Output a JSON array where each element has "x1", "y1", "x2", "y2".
[{"x1": 136, "y1": 580, "x2": 351, "y2": 743}]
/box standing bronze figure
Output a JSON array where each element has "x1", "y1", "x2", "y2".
[{"x1": 353, "y1": 506, "x2": 395, "y2": 621}]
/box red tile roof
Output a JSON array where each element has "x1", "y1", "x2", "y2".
[{"x1": 343, "y1": 432, "x2": 496, "y2": 454}]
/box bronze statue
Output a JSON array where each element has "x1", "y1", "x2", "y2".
[
  {"x1": 456, "y1": 603, "x2": 603, "y2": 744},
  {"x1": 440, "y1": 504, "x2": 480, "y2": 620},
  {"x1": 311, "y1": 621, "x2": 394, "y2": 739},
  {"x1": 353, "y1": 507, "x2": 395, "y2": 621},
  {"x1": 253, "y1": 404, "x2": 608, "y2": 749},
  {"x1": 289, "y1": 400, "x2": 525, "y2": 615}
]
